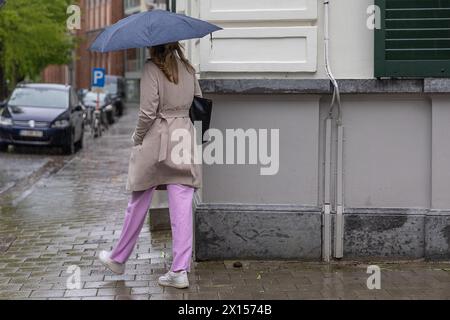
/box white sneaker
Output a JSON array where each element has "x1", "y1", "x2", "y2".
[
  {"x1": 158, "y1": 270, "x2": 189, "y2": 289},
  {"x1": 98, "y1": 250, "x2": 125, "y2": 275}
]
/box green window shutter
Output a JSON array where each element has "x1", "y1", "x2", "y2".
[{"x1": 375, "y1": 0, "x2": 450, "y2": 78}]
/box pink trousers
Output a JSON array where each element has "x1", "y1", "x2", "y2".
[{"x1": 110, "y1": 184, "x2": 195, "y2": 272}]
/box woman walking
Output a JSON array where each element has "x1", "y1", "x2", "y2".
[{"x1": 98, "y1": 42, "x2": 202, "y2": 289}]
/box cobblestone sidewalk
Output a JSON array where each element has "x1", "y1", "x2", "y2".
[{"x1": 1, "y1": 106, "x2": 450, "y2": 300}]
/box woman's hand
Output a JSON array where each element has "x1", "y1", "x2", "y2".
[{"x1": 131, "y1": 133, "x2": 142, "y2": 146}]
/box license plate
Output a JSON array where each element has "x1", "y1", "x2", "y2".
[{"x1": 20, "y1": 130, "x2": 43, "y2": 138}]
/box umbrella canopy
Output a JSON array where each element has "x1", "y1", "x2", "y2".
[{"x1": 89, "y1": 10, "x2": 222, "y2": 53}]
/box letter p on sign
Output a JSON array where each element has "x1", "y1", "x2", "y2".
[{"x1": 92, "y1": 68, "x2": 106, "y2": 88}]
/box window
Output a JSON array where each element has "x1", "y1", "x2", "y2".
[
  {"x1": 375, "y1": 0, "x2": 450, "y2": 78},
  {"x1": 125, "y1": 48, "x2": 145, "y2": 73},
  {"x1": 9, "y1": 88, "x2": 69, "y2": 109},
  {"x1": 124, "y1": 0, "x2": 141, "y2": 14}
]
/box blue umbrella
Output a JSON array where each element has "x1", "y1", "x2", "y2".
[{"x1": 90, "y1": 10, "x2": 222, "y2": 52}]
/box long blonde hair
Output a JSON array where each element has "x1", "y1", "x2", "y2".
[{"x1": 149, "y1": 42, "x2": 195, "y2": 84}]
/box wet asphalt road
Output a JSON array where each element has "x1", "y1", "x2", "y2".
[
  {"x1": 0, "y1": 111, "x2": 125, "y2": 202},
  {"x1": 0, "y1": 147, "x2": 71, "y2": 200}
]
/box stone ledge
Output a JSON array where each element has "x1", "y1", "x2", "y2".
[
  {"x1": 199, "y1": 78, "x2": 450, "y2": 94},
  {"x1": 199, "y1": 79, "x2": 331, "y2": 94},
  {"x1": 195, "y1": 208, "x2": 322, "y2": 261},
  {"x1": 194, "y1": 203, "x2": 450, "y2": 260},
  {"x1": 336, "y1": 79, "x2": 423, "y2": 94},
  {"x1": 195, "y1": 202, "x2": 321, "y2": 213},
  {"x1": 344, "y1": 207, "x2": 430, "y2": 216},
  {"x1": 424, "y1": 78, "x2": 450, "y2": 93}
]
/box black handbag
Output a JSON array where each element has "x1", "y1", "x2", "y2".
[{"x1": 190, "y1": 96, "x2": 212, "y2": 143}]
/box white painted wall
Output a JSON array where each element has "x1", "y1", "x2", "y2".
[{"x1": 177, "y1": 0, "x2": 374, "y2": 79}]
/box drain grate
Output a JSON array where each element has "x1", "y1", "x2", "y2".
[{"x1": 0, "y1": 237, "x2": 16, "y2": 253}]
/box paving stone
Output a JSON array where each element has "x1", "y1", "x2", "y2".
[
  {"x1": 83, "y1": 296, "x2": 116, "y2": 300},
  {"x1": 131, "y1": 286, "x2": 164, "y2": 295},
  {"x1": 218, "y1": 292, "x2": 254, "y2": 300},
  {"x1": 83, "y1": 281, "x2": 117, "y2": 289},
  {"x1": 115, "y1": 280, "x2": 151, "y2": 288},
  {"x1": 97, "y1": 287, "x2": 132, "y2": 296},
  {"x1": 115, "y1": 294, "x2": 150, "y2": 300},
  {"x1": 0, "y1": 291, "x2": 32, "y2": 299},
  {"x1": 104, "y1": 275, "x2": 136, "y2": 282},
  {"x1": 149, "y1": 293, "x2": 183, "y2": 300},
  {"x1": 251, "y1": 292, "x2": 290, "y2": 300},
  {"x1": 184, "y1": 292, "x2": 220, "y2": 300},
  {"x1": 64, "y1": 289, "x2": 98, "y2": 297},
  {"x1": 31, "y1": 290, "x2": 66, "y2": 298}
]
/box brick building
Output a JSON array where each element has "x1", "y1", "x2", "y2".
[
  {"x1": 41, "y1": 65, "x2": 70, "y2": 85},
  {"x1": 75, "y1": 0, "x2": 125, "y2": 90},
  {"x1": 41, "y1": 0, "x2": 125, "y2": 90},
  {"x1": 123, "y1": 0, "x2": 167, "y2": 101}
]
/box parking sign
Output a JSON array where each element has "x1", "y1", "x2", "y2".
[{"x1": 92, "y1": 68, "x2": 106, "y2": 88}]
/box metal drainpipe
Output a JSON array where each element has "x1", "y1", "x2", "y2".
[
  {"x1": 323, "y1": 0, "x2": 344, "y2": 261},
  {"x1": 323, "y1": 118, "x2": 332, "y2": 262},
  {"x1": 335, "y1": 125, "x2": 344, "y2": 259}
]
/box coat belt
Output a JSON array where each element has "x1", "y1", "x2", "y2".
[{"x1": 156, "y1": 109, "x2": 190, "y2": 162}]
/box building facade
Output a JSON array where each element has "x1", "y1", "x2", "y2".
[
  {"x1": 41, "y1": 0, "x2": 125, "y2": 90},
  {"x1": 123, "y1": 0, "x2": 167, "y2": 101},
  {"x1": 173, "y1": 0, "x2": 450, "y2": 261},
  {"x1": 75, "y1": 0, "x2": 125, "y2": 90},
  {"x1": 41, "y1": 65, "x2": 70, "y2": 85}
]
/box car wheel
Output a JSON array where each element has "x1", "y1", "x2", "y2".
[
  {"x1": 62, "y1": 131, "x2": 75, "y2": 155},
  {"x1": 107, "y1": 110, "x2": 115, "y2": 125},
  {"x1": 116, "y1": 102, "x2": 124, "y2": 117},
  {"x1": 102, "y1": 113, "x2": 108, "y2": 131},
  {"x1": 75, "y1": 127, "x2": 84, "y2": 150},
  {"x1": 0, "y1": 143, "x2": 8, "y2": 152}
]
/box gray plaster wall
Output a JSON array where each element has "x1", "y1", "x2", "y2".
[
  {"x1": 330, "y1": 95, "x2": 432, "y2": 208},
  {"x1": 431, "y1": 96, "x2": 450, "y2": 209},
  {"x1": 201, "y1": 94, "x2": 320, "y2": 205}
]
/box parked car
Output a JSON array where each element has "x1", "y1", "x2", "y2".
[
  {"x1": 104, "y1": 75, "x2": 126, "y2": 116},
  {"x1": 0, "y1": 83, "x2": 85, "y2": 154},
  {"x1": 77, "y1": 88, "x2": 89, "y2": 102},
  {"x1": 82, "y1": 91, "x2": 116, "y2": 125}
]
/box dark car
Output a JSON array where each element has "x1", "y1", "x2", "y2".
[
  {"x1": 0, "y1": 83, "x2": 85, "y2": 154},
  {"x1": 82, "y1": 91, "x2": 116, "y2": 125},
  {"x1": 104, "y1": 75, "x2": 126, "y2": 116}
]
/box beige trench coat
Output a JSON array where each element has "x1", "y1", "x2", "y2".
[{"x1": 126, "y1": 58, "x2": 202, "y2": 192}]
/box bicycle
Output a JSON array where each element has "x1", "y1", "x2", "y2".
[{"x1": 85, "y1": 106, "x2": 107, "y2": 138}]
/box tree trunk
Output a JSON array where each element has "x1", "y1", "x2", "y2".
[{"x1": 0, "y1": 57, "x2": 7, "y2": 100}]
